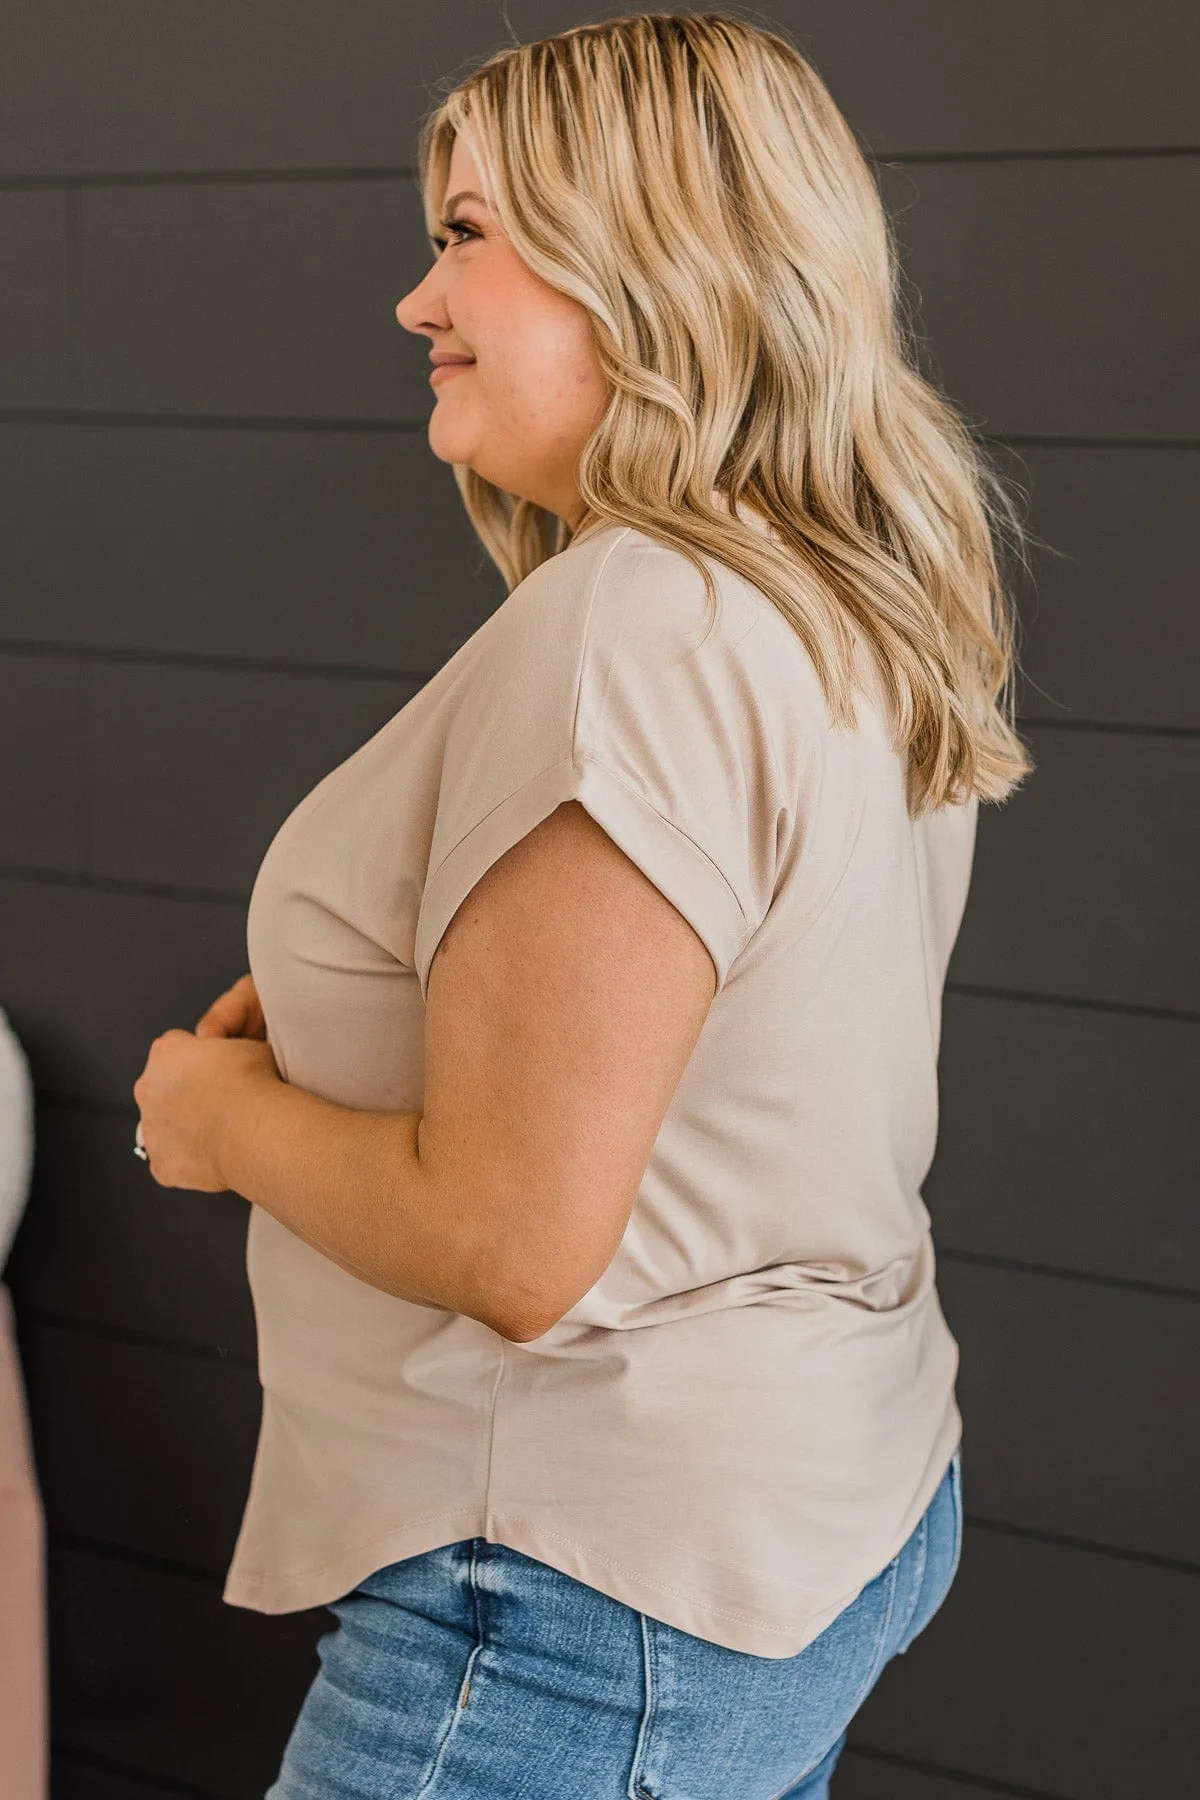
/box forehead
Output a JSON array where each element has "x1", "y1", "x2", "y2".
[{"x1": 445, "y1": 131, "x2": 490, "y2": 205}]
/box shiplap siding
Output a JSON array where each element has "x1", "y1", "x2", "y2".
[{"x1": 2, "y1": 5, "x2": 1195, "y2": 1795}]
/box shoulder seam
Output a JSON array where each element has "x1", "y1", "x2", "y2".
[{"x1": 568, "y1": 526, "x2": 635, "y2": 770}]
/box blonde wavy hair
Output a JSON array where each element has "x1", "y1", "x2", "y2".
[{"x1": 415, "y1": 10, "x2": 1035, "y2": 815}]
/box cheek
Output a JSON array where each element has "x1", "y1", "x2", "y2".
[
  {"x1": 497, "y1": 324, "x2": 603, "y2": 428},
  {"x1": 469, "y1": 270, "x2": 595, "y2": 384}
]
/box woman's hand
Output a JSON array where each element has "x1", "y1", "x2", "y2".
[
  {"x1": 195, "y1": 971, "x2": 267, "y2": 1041},
  {"x1": 133, "y1": 1029, "x2": 280, "y2": 1191}
]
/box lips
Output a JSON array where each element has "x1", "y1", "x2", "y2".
[{"x1": 429, "y1": 359, "x2": 475, "y2": 385}]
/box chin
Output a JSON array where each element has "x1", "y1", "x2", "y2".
[{"x1": 426, "y1": 417, "x2": 475, "y2": 466}]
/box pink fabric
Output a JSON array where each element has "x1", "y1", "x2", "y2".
[{"x1": 0, "y1": 1283, "x2": 46, "y2": 1799}]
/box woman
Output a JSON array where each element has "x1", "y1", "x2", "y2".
[{"x1": 133, "y1": 14, "x2": 1032, "y2": 1797}]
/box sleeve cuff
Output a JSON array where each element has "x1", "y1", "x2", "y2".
[{"x1": 414, "y1": 754, "x2": 753, "y2": 1004}]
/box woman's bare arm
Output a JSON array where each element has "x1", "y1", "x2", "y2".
[
  {"x1": 191, "y1": 974, "x2": 455, "y2": 1319},
  {"x1": 135, "y1": 801, "x2": 716, "y2": 1344}
]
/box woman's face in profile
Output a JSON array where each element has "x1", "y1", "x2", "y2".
[{"x1": 395, "y1": 130, "x2": 610, "y2": 528}]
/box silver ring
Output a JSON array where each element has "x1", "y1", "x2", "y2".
[{"x1": 133, "y1": 1119, "x2": 148, "y2": 1161}]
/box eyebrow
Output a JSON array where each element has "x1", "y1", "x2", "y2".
[{"x1": 442, "y1": 189, "x2": 491, "y2": 212}]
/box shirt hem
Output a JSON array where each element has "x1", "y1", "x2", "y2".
[{"x1": 222, "y1": 1415, "x2": 962, "y2": 1659}]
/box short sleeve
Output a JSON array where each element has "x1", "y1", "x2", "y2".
[{"x1": 413, "y1": 530, "x2": 787, "y2": 1003}]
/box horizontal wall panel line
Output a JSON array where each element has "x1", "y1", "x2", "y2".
[
  {"x1": 22, "y1": 1309, "x2": 257, "y2": 1372},
  {"x1": 945, "y1": 982, "x2": 1200, "y2": 1024},
  {"x1": 1, "y1": 639, "x2": 1194, "y2": 742},
  {"x1": 881, "y1": 143, "x2": 1200, "y2": 166},
  {"x1": 987, "y1": 434, "x2": 1200, "y2": 452},
  {"x1": 50, "y1": 1506, "x2": 1199, "y2": 1608},
  {"x1": 49, "y1": 1529, "x2": 226, "y2": 1589},
  {"x1": 1017, "y1": 717, "x2": 1200, "y2": 739},
  {"x1": 54, "y1": 1742, "x2": 232, "y2": 1800},
  {"x1": 965, "y1": 1515, "x2": 1200, "y2": 1579},
  {"x1": 4, "y1": 884, "x2": 1196, "y2": 1017},
  {"x1": 847, "y1": 1745, "x2": 1068, "y2": 1800},
  {"x1": 0, "y1": 863, "x2": 247, "y2": 907},
  {"x1": 4, "y1": 411, "x2": 1200, "y2": 453},
  {"x1": 2, "y1": 164, "x2": 419, "y2": 190},
  {"x1": 937, "y1": 1246, "x2": 1200, "y2": 1304},
  {"x1": 0, "y1": 637, "x2": 432, "y2": 685},
  {"x1": 2, "y1": 146, "x2": 1196, "y2": 194},
  {"x1": 0, "y1": 408, "x2": 428, "y2": 434}
]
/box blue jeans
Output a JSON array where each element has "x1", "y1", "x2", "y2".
[{"x1": 268, "y1": 1448, "x2": 963, "y2": 1799}]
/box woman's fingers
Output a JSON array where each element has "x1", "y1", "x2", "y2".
[
  {"x1": 243, "y1": 989, "x2": 268, "y2": 1040},
  {"x1": 195, "y1": 991, "x2": 246, "y2": 1038},
  {"x1": 233, "y1": 972, "x2": 267, "y2": 1040},
  {"x1": 195, "y1": 974, "x2": 263, "y2": 1039}
]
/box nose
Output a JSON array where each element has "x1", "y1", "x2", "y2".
[{"x1": 395, "y1": 263, "x2": 445, "y2": 335}]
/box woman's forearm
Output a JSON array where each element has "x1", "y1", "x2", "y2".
[{"x1": 214, "y1": 1074, "x2": 511, "y2": 1333}]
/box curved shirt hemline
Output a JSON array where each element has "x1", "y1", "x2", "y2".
[{"x1": 221, "y1": 1411, "x2": 963, "y2": 1661}]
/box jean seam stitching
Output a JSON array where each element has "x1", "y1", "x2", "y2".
[
  {"x1": 949, "y1": 1450, "x2": 965, "y2": 1582},
  {"x1": 899, "y1": 1512, "x2": 929, "y2": 1649},
  {"x1": 410, "y1": 1540, "x2": 484, "y2": 1800},
  {"x1": 629, "y1": 1614, "x2": 660, "y2": 1799},
  {"x1": 766, "y1": 1554, "x2": 903, "y2": 1799}
]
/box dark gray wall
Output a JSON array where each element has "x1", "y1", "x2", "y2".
[{"x1": 2, "y1": 5, "x2": 1196, "y2": 1796}]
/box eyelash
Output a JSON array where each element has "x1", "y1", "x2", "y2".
[{"x1": 431, "y1": 216, "x2": 479, "y2": 253}]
